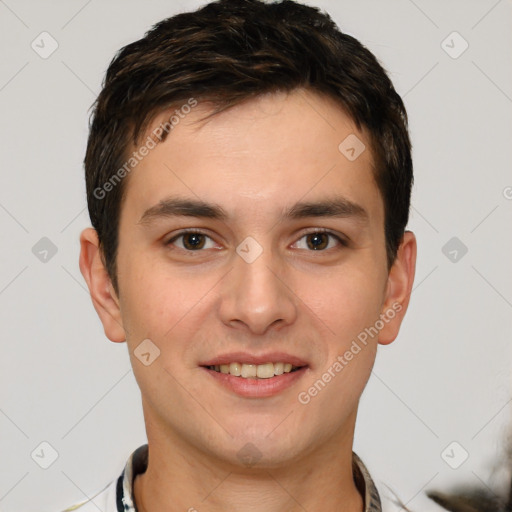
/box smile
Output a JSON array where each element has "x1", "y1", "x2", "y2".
[
  {"x1": 206, "y1": 362, "x2": 303, "y2": 379},
  {"x1": 201, "y1": 364, "x2": 308, "y2": 398}
]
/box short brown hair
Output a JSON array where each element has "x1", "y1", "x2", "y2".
[{"x1": 84, "y1": 0, "x2": 413, "y2": 294}]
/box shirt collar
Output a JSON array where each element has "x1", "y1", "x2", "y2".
[
  {"x1": 352, "y1": 451, "x2": 382, "y2": 512},
  {"x1": 117, "y1": 444, "x2": 381, "y2": 512}
]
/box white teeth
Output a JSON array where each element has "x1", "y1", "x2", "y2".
[
  {"x1": 256, "y1": 363, "x2": 274, "y2": 379},
  {"x1": 229, "y1": 362, "x2": 242, "y2": 376},
  {"x1": 241, "y1": 364, "x2": 257, "y2": 378},
  {"x1": 274, "y1": 362, "x2": 284, "y2": 375},
  {"x1": 208, "y1": 362, "x2": 302, "y2": 379}
]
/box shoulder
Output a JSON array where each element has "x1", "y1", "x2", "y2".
[{"x1": 60, "y1": 477, "x2": 118, "y2": 512}]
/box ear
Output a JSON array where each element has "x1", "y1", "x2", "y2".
[
  {"x1": 378, "y1": 230, "x2": 417, "y2": 345},
  {"x1": 79, "y1": 227, "x2": 126, "y2": 343}
]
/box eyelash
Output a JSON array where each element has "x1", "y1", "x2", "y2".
[{"x1": 165, "y1": 228, "x2": 348, "y2": 252}]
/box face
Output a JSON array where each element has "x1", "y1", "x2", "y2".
[{"x1": 81, "y1": 88, "x2": 416, "y2": 468}]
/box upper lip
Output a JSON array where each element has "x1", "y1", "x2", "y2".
[{"x1": 200, "y1": 352, "x2": 309, "y2": 367}]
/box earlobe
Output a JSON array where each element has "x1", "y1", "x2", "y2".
[
  {"x1": 378, "y1": 231, "x2": 417, "y2": 346},
  {"x1": 78, "y1": 227, "x2": 127, "y2": 343}
]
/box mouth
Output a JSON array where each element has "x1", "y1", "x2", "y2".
[
  {"x1": 199, "y1": 352, "x2": 309, "y2": 398},
  {"x1": 203, "y1": 362, "x2": 306, "y2": 379}
]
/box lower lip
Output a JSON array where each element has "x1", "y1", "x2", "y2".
[{"x1": 201, "y1": 367, "x2": 308, "y2": 398}]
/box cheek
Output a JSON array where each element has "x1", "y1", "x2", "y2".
[
  {"x1": 120, "y1": 267, "x2": 207, "y2": 415},
  {"x1": 296, "y1": 333, "x2": 377, "y2": 436},
  {"x1": 298, "y1": 265, "x2": 385, "y2": 343},
  {"x1": 119, "y1": 250, "x2": 205, "y2": 338}
]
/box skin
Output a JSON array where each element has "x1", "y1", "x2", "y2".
[{"x1": 79, "y1": 88, "x2": 416, "y2": 512}]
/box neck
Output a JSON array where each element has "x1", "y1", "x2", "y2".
[{"x1": 133, "y1": 413, "x2": 364, "y2": 512}]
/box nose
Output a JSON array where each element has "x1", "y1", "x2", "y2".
[{"x1": 218, "y1": 241, "x2": 298, "y2": 335}]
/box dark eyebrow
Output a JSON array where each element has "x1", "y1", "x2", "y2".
[
  {"x1": 138, "y1": 195, "x2": 368, "y2": 226},
  {"x1": 283, "y1": 197, "x2": 368, "y2": 222},
  {"x1": 138, "y1": 197, "x2": 229, "y2": 225}
]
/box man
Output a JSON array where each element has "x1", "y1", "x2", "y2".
[{"x1": 72, "y1": 0, "x2": 416, "y2": 510}]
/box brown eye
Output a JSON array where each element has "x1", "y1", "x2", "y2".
[
  {"x1": 306, "y1": 232, "x2": 329, "y2": 250},
  {"x1": 181, "y1": 233, "x2": 206, "y2": 250},
  {"x1": 293, "y1": 230, "x2": 345, "y2": 251},
  {"x1": 167, "y1": 231, "x2": 216, "y2": 251}
]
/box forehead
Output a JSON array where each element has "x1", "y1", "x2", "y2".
[{"x1": 121, "y1": 89, "x2": 382, "y2": 225}]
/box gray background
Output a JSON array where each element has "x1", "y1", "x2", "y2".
[{"x1": 1, "y1": 0, "x2": 511, "y2": 511}]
